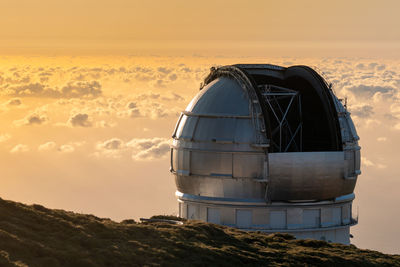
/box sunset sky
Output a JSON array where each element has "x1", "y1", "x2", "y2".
[
  {"x1": 0, "y1": 0, "x2": 399, "y2": 254},
  {"x1": 0, "y1": 0, "x2": 399, "y2": 57}
]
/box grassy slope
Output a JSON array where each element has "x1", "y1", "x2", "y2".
[{"x1": 0, "y1": 198, "x2": 399, "y2": 267}]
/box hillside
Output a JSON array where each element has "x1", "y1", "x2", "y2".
[{"x1": 0, "y1": 197, "x2": 398, "y2": 267}]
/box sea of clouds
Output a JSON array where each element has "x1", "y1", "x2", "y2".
[{"x1": 0, "y1": 56, "x2": 399, "y2": 253}]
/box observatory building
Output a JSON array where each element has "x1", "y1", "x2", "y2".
[{"x1": 170, "y1": 64, "x2": 360, "y2": 244}]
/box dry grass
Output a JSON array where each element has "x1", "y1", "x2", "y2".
[{"x1": 0, "y1": 197, "x2": 398, "y2": 267}]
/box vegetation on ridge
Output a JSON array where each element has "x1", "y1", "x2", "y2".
[{"x1": 0, "y1": 197, "x2": 399, "y2": 267}]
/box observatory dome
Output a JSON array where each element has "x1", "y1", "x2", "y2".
[{"x1": 171, "y1": 64, "x2": 360, "y2": 243}]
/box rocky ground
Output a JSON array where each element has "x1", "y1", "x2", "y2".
[{"x1": 0, "y1": 197, "x2": 399, "y2": 266}]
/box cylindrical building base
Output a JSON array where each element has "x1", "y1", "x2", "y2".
[{"x1": 177, "y1": 192, "x2": 357, "y2": 244}]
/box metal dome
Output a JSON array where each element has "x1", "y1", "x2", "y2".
[{"x1": 171, "y1": 64, "x2": 361, "y2": 202}]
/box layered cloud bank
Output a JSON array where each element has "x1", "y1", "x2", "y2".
[
  {"x1": 0, "y1": 56, "x2": 399, "y2": 254},
  {"x1": 1, "y1": 56, "x2": 399, "y2": 164}
]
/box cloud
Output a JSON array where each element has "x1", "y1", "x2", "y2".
[
  {"x1": 127, "y1": 64, "x2": 202, "y2": 85},
  {"x1": 38, "y1": 71, "x2": 52, "y2": 77},
  {"x1": 169, "y1": 74, "x2": 178, "y2": 81},
  {"x1": 95, "y1": 120, "x2": 116, "y2": 128},
  {"x1": 5, "y1": 75, "x2": 30, "y2": 84},
  {"x1": 10, "y1": 144, "x2": 29, "y2": 153},
  {"x1": 346, "y1": 85, "x2": 395, "y2": 98},
  {"x1": 126, "y1": 138, "x2": 170, "y2": 160},
  {"x1": 0, "y1": 80, "x2": 102, "y2": 99},
  {"x1": 383, "y1": 113, "x2": 398, "y2": 121},
  {"x1": 390, "y1": 103, "x2": 400, "y2": 118},
  {"x1": 134, "y1": 73, "x2": 154, "y2": 82},
  {"x1": 147, "y1": 104, "x2": 169, "y2": 119},
  {"x1": 349, "y1": 105, "x2": 374, "y2": 118},
  {"x1": 180, "y1": 67, "x2": 192, "y2": 73},
  {"x1": 361, "y1": 156, "x2": 374, "y2": 167},
  {"x1": 162, "y1": 92, "x2": 184, "y2": 102},
  {"x1": 26, "y1": 115, "x2": 47, "y2": 125},
  {"x1": 61, "y1": 81, "x2": 102, "y2": 98},
  {"x1": 361, "y1": 156, "x2": 387, "y2": 169},
  {"x1": 127, "y1": 102, "x2": 137, "y2": 109},
  {"x1": 6, "y1": 98, "x2": 21, "y2": 106},
  {"x1": 115, "y1": 93, "x2": 182, "y2": 119},
  {"x1": 38, "y1": 141, "x2": 56, "y2": 151},
  {"x1": 38, "y1": 141, "x2": 77, "y2": 153},
  {"x1": 376, "y1": 65, "x2": 386, "y2": 71},
  {"x1": 2, "y1": 83, "x2": 51, "y2": 97},
  {"x1": 100, "y1": 138, "x2": 123, "y2": 150},
  {"x1": 0, "y1": 134, "x2": 11, "y2": 143},
  {"x1": 134, "y1": 93, "x2": 160, "y2": 101},
  {"x1": 122, "y1": 102, "x2": 176, "y2": 119},
  {"x1": 364, "y1": 118, "x2": 381, "y2": 128},
  {"x1": 157, "y1": 67, "x2": 173, "y2": 74},
  {"x1": 58, "y1": 144, "x2": 75, "y2": 153},
  {"x1": 126, "y1": 102, "x2": 142, "y2": 118},
  {"x1": 14, "y1": 111, "x2": 48, "y2": 126},
  {"x1": 68, "y1": 113, "x2": 92, "y2": 127},
  {"x1": 95, "y1": 137, "x2": 170, "y2": 160},
  {"x1": 152, "y1": 79, "x2": 167, "y2": 88},
  {"x1": 393, "y1": 123, "x2": 400, "y2": 130},
  {"x1": 95, "y1": 138, "x2": 125, "y2": 158},
  {"x1": 388, "y1": 102, "x2": 400, "y2": 126}
]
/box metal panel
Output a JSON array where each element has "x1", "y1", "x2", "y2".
[
  {"x1": 236, "y1": 209, "x2": 252, "y2": 228},
  {"x1": 171, "y1": 148, "x2": 176, "y2": 172},
  {"x1": 175, "y1": 175, "x2": 264, "y2": 199},
  {"x1": 234, "y1": 118, "x2": 257, "y2": 143},
  {"x1": 193, "y1": 117, "x2": 236, "y2": 142},
  {"x1": 347, "y1": 116, "x2": 360, "y2": 141},
  {"x1": 176, "y1": 115, "x2": 198, "y2": 140},
  {"x1": 172, "y1": 149, "x2": 190, "y2": 176},
  {"x1": 321, "y1": 207, "x2": 333, "y2": 227},
  {"x1": 287, "y1": 208, "x2": 303, "y2": 229},
  {"x1": 199, "y1": 205, "x2": 207, "y2": 221},
  {"x1": 191, "y1": 151, "x2": 232, "y2": 177},
  {"x1": 177, "y1": 191, "x2": 354, "y2": 207},
  {"x1": 175, "y1": 150, "x2": 355, "y2": 200},
  {"x1": 269, "y1": 152, "x2": 356, "y2": 200},
  {"x1": 187, "y1": 77, "x2": 250, "y2": 115},
  {"x1": 221, "y1": 208, "x2": 235, "y2": 225},
  {"x1": 270, "y1": 210, "x2": 286, "y2": 229},
  {"x1": 252, "y1": 209, "x2": 269, "y2": 226},
  {"x1": 335, "y1": 227, "x2": 351, "y2": 245},
  {"x1": 355, "y1": 149, "x2": 361, "y2": 172},
  {"x1": 175, "y1": 114, "x2": 187, "y2": 139},
  {"x1": 339, "y1": 117, "x2": 351, "y2": 142},
  {"x1": 187, "y1": 204, "x2": 198, "y2": 220},
  {"x1": 332, "y1": 207, "x2": 342, "y2": 225},
  {"x1": 172, "y1": 113, "x2": 183, "y2": 138},
  {"x1": 303, "y1": 209, "x2": 320, "y2": 228},
  {"x1": 233, "y1": 153, "x2": 264, "y2": 178},
  {"x1": 207, "y1": 208, "x2": 221, "y2": 224},
  {"x1": 345, "y1": 150, "x2": 355, "y2": 177},
  {"x1": 342, "y1": 204, "x2": 351, "y2": 224},
  {"x1": 181, "y1": 203, "x2": 187, "y2": 218}
]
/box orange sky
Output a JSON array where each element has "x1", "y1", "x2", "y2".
[
  {"x1": 0, "y1": 0, "x2": 400, "y2": 255},
  {"x1": 0, "y1": 0, "x2": 399, "y2": 57}
]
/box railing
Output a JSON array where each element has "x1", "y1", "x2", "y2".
[{"x1": 313, "y1": 65, "x2": 337, "y2": 95}]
